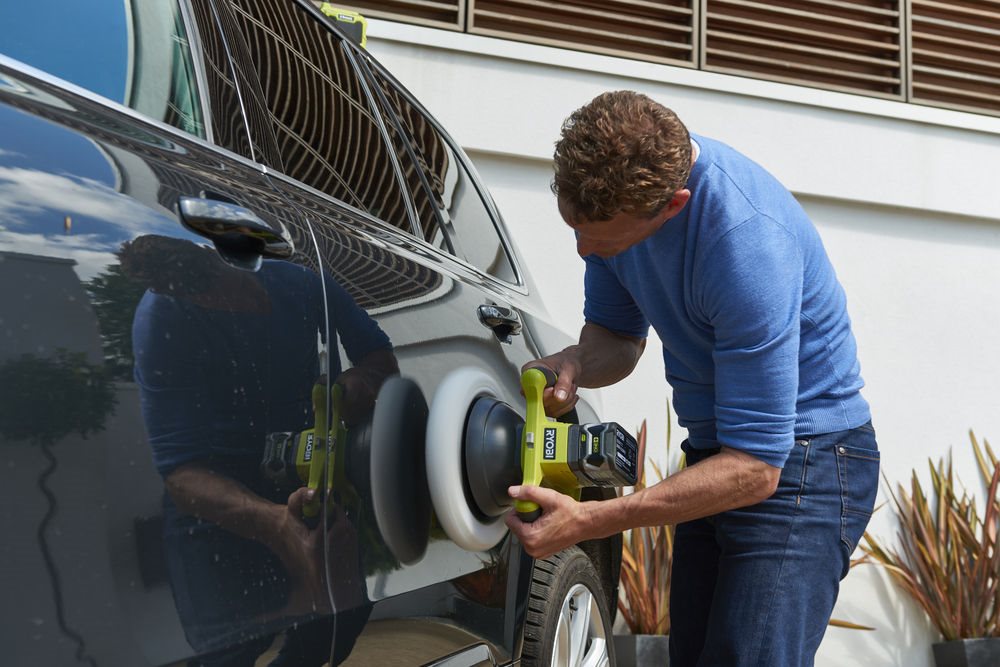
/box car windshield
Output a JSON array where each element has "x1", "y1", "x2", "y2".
[{"x1": 0, "y1": 1, "x2": 205, "y2": 138}]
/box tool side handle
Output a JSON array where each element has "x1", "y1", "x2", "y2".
[
  {"x1": 524, "y1": 365, "x2": 557, "y2": 388},
  {"x1": 516, "y1": 366, "x2": 557, "y2": 523},
  {"x1": 515, "y1": 499, "x2": 541, "y2": 522}
]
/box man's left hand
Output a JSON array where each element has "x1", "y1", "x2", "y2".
[{"x1": 504, "y1": 485, "x2": 592, "y2": 559}]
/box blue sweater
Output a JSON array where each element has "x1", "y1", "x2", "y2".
[
  {"x1": 134, "y1": 261, "x2": 391, "y2": 480},
  {"x1": 583, "y1": 135, "x2": 869, "y2": 467}
]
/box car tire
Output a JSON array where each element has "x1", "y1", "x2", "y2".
[{"x1": 521, "y1": 546, "x2": 616, "y2": 667}]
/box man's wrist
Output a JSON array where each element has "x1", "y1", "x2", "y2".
[
  {"x1": 582, "y1": 495, "x2": 628, "y2": 541},
  {"x1": 250, "y1": 499, "x2": 287, "y2": 546}
]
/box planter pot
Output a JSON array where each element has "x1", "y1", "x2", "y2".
[
  {"x1": 613, "y1": 633, "x2": 669, "y2": 667},
  {"x1": 932, "y1": 638, "x2": 1000, "y2": 667}
]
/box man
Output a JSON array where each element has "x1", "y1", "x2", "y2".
[
  {"x1": 126, "y1": 235, "x2": 395, "y2": 666},
  {"x1": 504, "y1": 91, "x2": 880, "y2": 666}
]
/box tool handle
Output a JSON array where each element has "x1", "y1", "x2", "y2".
[
  {"x1": 516, "y1": 502, "x2": 542, "y2": 523},
  {"x1": 517, "y1": 366, "x2": 558, "y2": 525},
  {"x1": 302, "y1": 376, "x2": 331, "y2": 519},
  {"x1": 526, "y1": 365, "x2": 558, "y2": 388}
]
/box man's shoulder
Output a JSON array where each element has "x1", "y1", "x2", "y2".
[{"x1": 688, "y1": 137, "x2": 808, "y2": 240}]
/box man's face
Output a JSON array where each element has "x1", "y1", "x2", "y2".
[{"x1": 559, "y1": 193, "x2": 690, "y2": 258}]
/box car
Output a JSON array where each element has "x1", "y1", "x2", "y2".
[{"x1": 0, "y1": 2, "x2": 622, "y2": 666}]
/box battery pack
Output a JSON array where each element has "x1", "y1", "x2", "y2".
[{"x1": 567, "y1": 422, "x2": 639, "y2": 487}]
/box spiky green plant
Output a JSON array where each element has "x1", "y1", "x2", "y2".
[
  {"x1": 617, "y1": 417, "x2": 680, "y2": 636},
  {"x1": 862, "y1": 431, "x2": 1000, "y2": 640}
]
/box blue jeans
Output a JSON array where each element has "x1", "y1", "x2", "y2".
[{"x1": 669, "y1": 422, "x2": 879, "y2": 667}]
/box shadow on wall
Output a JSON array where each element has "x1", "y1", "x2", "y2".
[
  {"x1": 798, "y1": 194, "x2": 1000, "y2": 251},
  {"x1": 818, "y1": 565, "x2": 936, "y2": 667}
]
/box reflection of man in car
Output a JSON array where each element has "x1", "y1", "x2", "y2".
[{"x1": 123, "y1": 235, "x2": 397, "y2": 666}]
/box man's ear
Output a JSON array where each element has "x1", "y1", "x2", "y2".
[{"x1": 665, "y1": 189, "x2": 691, "y2": 219}]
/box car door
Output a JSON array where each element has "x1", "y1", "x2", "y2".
[
  {"x1": 207, "y1": 1, "x2": 545, "y2": 663},
  {"x1": 0, "y1": 2, "x2": 348, "y2": 665}
]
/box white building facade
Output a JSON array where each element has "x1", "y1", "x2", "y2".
[{"x1": 365, "y1": 17, "x2": 1000, "y2": 667}]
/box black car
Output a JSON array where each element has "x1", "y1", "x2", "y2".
[{"x1": 0, "y1": 2, "x2": 621, "y2": 665}]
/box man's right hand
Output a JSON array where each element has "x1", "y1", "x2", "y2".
[
  {"x1": 275, "y1": 487, "x2": 323, "y2": 562},
  {"x1": 522, "y1": 351, "x2": 582, "y2": 417},
  {"x1": 520, "y1": 322, "x2": 647, "y2": 417},
  {"x1": 270, "y1": 487, "x2": 329, "y2": 614}
]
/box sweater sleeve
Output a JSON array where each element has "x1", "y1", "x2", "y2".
[
  {"x1": 583, "y1": 254, "x2": 650, "y2": 339},
  {"x1": 132, "y1": 293, "x2": 215, "y2": 477},
  {"x1": 698, "y1": 215, "x2": 802, "y2": 468},
  {"x1": 323, "y1": 273, "x2": 392, "y2": 364}
]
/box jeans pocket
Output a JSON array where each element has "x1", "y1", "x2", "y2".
[
  {"x1": 836, "y1": 442, "x2": 880, "y2": 558},
  {"x1": 793, "y1": 439, "x2": 811, "y2": 503}
]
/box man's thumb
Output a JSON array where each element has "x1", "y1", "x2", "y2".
[{"x1": 509, "y1": 484, "x2": 549, "y2": 504}]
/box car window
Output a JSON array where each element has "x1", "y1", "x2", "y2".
[
  {"x1": 362, "y1": 76, "x2": 454, "y2": 253},
  {"x1": 0, "y1": 2, "x2": 206, "y2": 138},
  {"x1": 363, "y1": 62, "x2": 519, "y2": 284},
  {"x1": 223, "y1": 0, "x2": 417, "y2": 237}
]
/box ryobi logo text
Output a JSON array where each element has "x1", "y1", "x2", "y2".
[
  {"x1": 303, "y1": 433, "x2": 314, "y2": 462},
  {"x1": 543, "y1": 428, "x2": 557, "y2": 460}
]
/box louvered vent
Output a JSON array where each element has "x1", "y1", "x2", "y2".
[
  {"x1": 910, "y1": 1, "x2": 1000, "y2": 116},
  {"x1": 468, "y1": 0, "x2": 696, "y2": 66},
  {"x1": 704, "y1": 0, "x2": 902, "y2": 98},
  {"x1": 320, "y1": 1, "x2": 463, "y2": 30}
]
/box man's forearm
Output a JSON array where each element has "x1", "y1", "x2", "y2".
[
  {"x1": 165, "y1": 463, "x2": 283, "y2": 545},
  {"x1": 584, "y1": 447, "x2": 781, "y2": 537},
  {"x1": 567, "y1": 322, "x2": 646, "y2": 388}
]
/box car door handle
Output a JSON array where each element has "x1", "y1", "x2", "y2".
[
  {"x1": 178, "y1": 197, "x2": 294, "y2": 265},
  {"x1": 477, "y1": 304, "x2": 522, "y2": 344}
]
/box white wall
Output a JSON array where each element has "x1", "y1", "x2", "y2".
[{"x1": 366, "y1": 20, "x2": 1000, "y2": 667}]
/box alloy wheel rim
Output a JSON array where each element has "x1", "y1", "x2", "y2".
[{"x1": 551, "y1": 583, "x2": 609, "y2": 667}]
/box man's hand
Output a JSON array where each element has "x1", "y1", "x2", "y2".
[
  {"x1": 270, "y1": 487, "x2": 329, "y2": 615},
  {"x1": 521, "y1": 323, "x2": 646, "y2": 417},
  {"x1": 504, "y1": 485, "x2": 592, "y2": 559},
  {"x1": 522, "y1": 353, "x2": 582, "y2": 417},
  {"x1": 273, "y1": 487, "x2": 323, "y2": 566}
]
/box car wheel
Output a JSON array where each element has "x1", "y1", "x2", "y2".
[{"x1": 521, "y1": 546, "x2": 615, "y2": 667}]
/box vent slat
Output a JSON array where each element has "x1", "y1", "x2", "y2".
[
  {"x1": 330, "y1": 0, "x2": 1000, "y2": 118},
  {"x1": 708, "y1": 30, "x2": 899, "y2": 67},
  {"x1": 708, "y1": 15, "x2": 900, "y2": 53},
  {"x1": 323, "y1": 0, "x2": 462, "y2": 30},
  {"x1": 711, "y1": 0, "x2": 900, "y2": 35},
  {"x1": 911, "y1": 0, "x2": 1000, "y2": 114},
  {"x1": 468, "y1": 0, "x2": 696, "y2": 65},
  {"x1": 707, "y1": 48, "x2": 901, "y2": 86},
  {"x1": 705, "y1": 0, "x2": 902, "y2": 97}
]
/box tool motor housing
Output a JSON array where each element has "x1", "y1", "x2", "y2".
[
  {"x1": 528, "y1": 420, "x2": 638, "y2": 493},
  {"x1": 261, "y1": 428, "x2": 321, "y2": 489},
  {"x1": 515, "y1": 368, "x2": 640, "y2": 521},
  {"x1": 566, "y1": 422, "x2": 639, "y2": 487}
]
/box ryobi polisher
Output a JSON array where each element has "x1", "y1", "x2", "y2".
[
  {"x1": 463, "y1": 367, "x2": 640, "y2": 524},
  {"x1": 260, "y1": 380, "x2": 350, "y2": 519}
]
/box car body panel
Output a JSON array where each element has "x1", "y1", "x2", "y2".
[
  {"x1": 0, "y1": 2, "x2": 618, "y2": 665},
  {"x1": 0, "y1": 56, "x2": 334, "y2": 663}
]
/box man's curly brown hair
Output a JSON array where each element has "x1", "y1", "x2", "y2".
[{"x1": 552, "y1": 91, "x2": 692, "y2": 224}]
